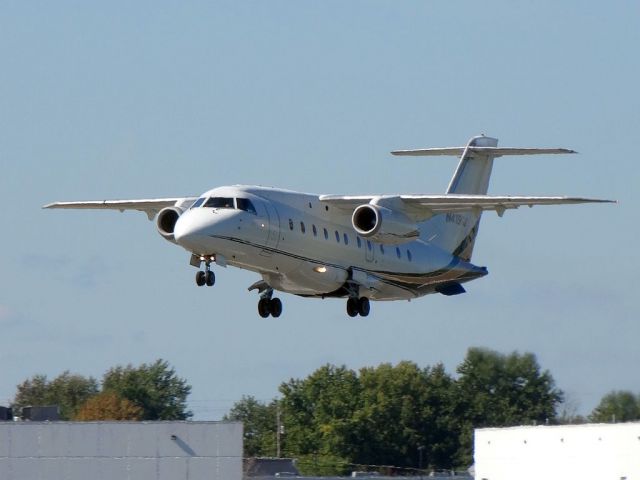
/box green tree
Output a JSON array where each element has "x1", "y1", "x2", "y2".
[
  {"x1": 589, "y1": 390, "x2": 640, "y2": 423},
  {"x1": 354, "y1": 361, "x2": 457, "y2": 470},
  {"x1": 102, "y1": 359, "x2": 192, "y2": 420},
  {"x1": 279, "y1": 364, "x2": 361, "y2": 475},
  {"x1": 454, "y1": 348, "x2": 563, "y2": 465},
  {"x1": 276, "y1": 362, "x2": 458, "y2": 474},
  {"x1": 224, "y1": 395, "x2": 278, "y2": 457},
  {"x1": 12, "y1": 371, "x2": 99, "y2": 420}
]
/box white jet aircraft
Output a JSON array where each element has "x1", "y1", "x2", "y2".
[{"x1": 45, "y1": 135, "x2": 613, "y2": 318}]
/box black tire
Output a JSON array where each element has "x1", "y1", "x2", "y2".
[
  {"x1": 358, "y1": 297, "x2": 370, "y2": 317},
  {"x1": 196, "y1": 271, "x2": 206, "y2": 286},
  {"x1": 346, "y1": 298, "x2": 359, "y2": 317},
  {"x1": 205, "y1": 270, "x2": 215, "y2": 287},
  {"x1": 270, "y1": 298, "x2": 283, "y2": 318},
  {"x1": 258, "y1": 298, "x2": 271, "y2": 318}
]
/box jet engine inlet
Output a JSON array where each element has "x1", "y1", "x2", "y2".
[
  {"x1": 352, "y1": 204, "x2": 419, "y2": 245},
  {"x1": 352, "y1": 204, "x2": 381, "y2": 237},
  {"x1": 156, "y1": 207, "x2": 184, "y2": 243}
]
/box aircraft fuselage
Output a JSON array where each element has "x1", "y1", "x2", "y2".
[{"x1": 173, "y1": 185, "x2": 487, "y2": 301}]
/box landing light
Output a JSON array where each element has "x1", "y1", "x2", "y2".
[{"x1": 314, "y1": 266, "x2": 327, "y2": 273}]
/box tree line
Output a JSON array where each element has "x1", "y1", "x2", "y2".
[
  {"x1": 11, "y1": 359, "x2": 191, "y2": 421},
  {"x1": 224, "y1": 348, "x2": 563, "y2": 473},
  {"x1": 8, "y1": 349, "x2": 640, "y2": 474}
]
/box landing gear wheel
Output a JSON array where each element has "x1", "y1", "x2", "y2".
[
  {"x1": 196, "y1": 271, "x2": 206, "y2": 286},
  {"x1": 205, "y1": 270, "x2": 215, "y2": 287},
  {"x1": 358, "y1": 297, "x2": 370, "y2": 317},
  {"x1": 346, "y1": 298, "x2": 359, "y2": 317},
  {"x1": 270, "y1": 298, "x2": 283, "y2": 318},
  {"x1": 258, "y1": 298, "x2": 271, "y2": 318}
]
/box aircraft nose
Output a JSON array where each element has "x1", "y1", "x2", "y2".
[{"x1": 174, "y1": 213, "x2": 208, "y2": 251}]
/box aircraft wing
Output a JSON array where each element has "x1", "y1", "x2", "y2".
[
  {"x1": 43, "y1": 197, "x2": 197, "y2": 220},
  {"x1": 319, "y1": 194, "x2": 615, "y2": 221}
]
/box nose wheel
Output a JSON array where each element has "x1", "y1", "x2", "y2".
[
  {"x1": 196, "y1": 270, "x2": 215, "y2": 287},
  {"x1": 346, "y1": 297, "x2": 370, "y2": 317},
  {"x1": 194, "y1": 256, "x2": 216, "y2": 287}
]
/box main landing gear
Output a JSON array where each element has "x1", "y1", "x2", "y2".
[
  {"x1": 346, "y1": 297, "x2": 370, "y2": 317},
  {"x1": 248, "y1": 280, "x2": 283, "y2": 318},
  {"x1": 258, "y1": 296, "x2": 283, "y2": 318}
]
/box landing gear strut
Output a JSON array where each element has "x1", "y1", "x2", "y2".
[
  {"x1": 248, "y1": 280, "x2": 283, "y2": 318},
  {"x1": 346, "y1": 297, "x2": 370, "y2": 317},
  {"x1": 195, "y1": 257, "x2": 215, "y2": 287}
]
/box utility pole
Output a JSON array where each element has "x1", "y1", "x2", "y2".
[
  {"x1": 418, "y1": 445, "x2": 425, "y2": 480},
  {"x1": 276, "y1": 403, "x2": 281, "y2": 458}
]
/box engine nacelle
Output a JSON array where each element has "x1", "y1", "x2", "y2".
[
  {"x1": 156, "y1": 206, "x2": 185, "y2": 244},
  {"x1": 352, "y1": 204, "x2": 419, "y2": 245}
]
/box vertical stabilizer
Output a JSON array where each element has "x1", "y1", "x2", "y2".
[
  {"x1": 446, "y1": 135, "x2": 497, "y2": 195},
  {"x1": 426, "y1": 135, "x2": 498, "y2": 260}
]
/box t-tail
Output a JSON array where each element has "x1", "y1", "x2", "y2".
[
  {"x1": 394, "y1": 135, "x2": 577, "y2": 261},
  {"x1": 429, "y1": 135, "x2": 496, "y2": 261}
]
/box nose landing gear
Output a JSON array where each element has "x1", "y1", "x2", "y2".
[
  {"x1": 196, "y1": 269, "x2": 215, "y2": 287},
  {"x1": 194, "y1": 255, "x2": 216, "y2": 287}
]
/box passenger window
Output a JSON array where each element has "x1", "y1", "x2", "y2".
[
  {"x1": 300, "y1": 222, "x2": 306, "y2": 234},
  {"x1": 380, "y1": 244, "x2": 385, "y2": 254},
  {"x1": 357, "y1": 237, "x2": 362, "y2": 248},
  {"x1": 204, "y1": 197, "x2": 234, "y2": 209},
  {"x1": 312, "y1": 225, "x2": 317, "y2": 236},
  {"x1": 335, "y1": 231, "x2": 340, "y2": 243},
  {"x1": 236, "y1": 198, "x2": 257, "y2": 214},
  {"x1": 343, "y1": 233, "x2": 349, "y2": 245},
  {"x1": 324, "y1": 228, "x2": 328, "y2": 240},
  {"x1": 289, "y1": 219, "x2": 294, "y2": 231},
  {"x1": 396, "y1": 247, "x2": 401, "y2": 259},
  {"x1": 407, "y1": 250, "x2": 412, "y2": 262},
  {"x1": 191, "y1": 197, "x2": 206, "y2": 209}
]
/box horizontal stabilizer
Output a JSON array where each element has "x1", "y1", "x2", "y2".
[{"x1": 391, "y1": 147, "x2": 577, "y2": 157}]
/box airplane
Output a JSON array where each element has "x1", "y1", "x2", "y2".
[{"x1": 44, "y1": 135, "x2": 614, "y2": 318}]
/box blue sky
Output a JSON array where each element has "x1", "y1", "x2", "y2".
[{"x1": 1, "y1": 1, "x2": 637, "y2": 419}]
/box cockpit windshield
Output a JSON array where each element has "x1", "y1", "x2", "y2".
[
  {"x1": 236, "y1": 198, "x2": 257, "y2": 214},
  {"x1": 204, "y1": 197, "x2": 234, "y2": 209},
  {"x1": 192, "y1": 196, "x2": 256, "y2": 214},
  {"x1": 191, "y1": 197, "x2": 206, "y2": 208}
]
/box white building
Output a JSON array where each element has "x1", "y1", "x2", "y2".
[
  {"x1": 474, "y1": 422, "x2": 640, "y2": 480},
  {"x1": 0, "y1": 421, "x2": 242, "y2": 480}
]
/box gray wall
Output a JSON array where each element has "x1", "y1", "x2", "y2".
[{"x1": 0, "y1": 421, "x2": 242, "y2": 480}]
